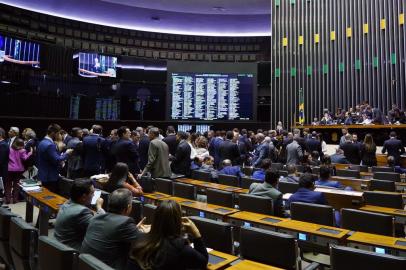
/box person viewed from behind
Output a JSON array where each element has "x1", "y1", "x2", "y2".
[
  {"x1": 104, "y1": 162, "x2": 143, "y2": 196},
  {"x1": 162, "y1": 126, "x2": 178, "y2": 156},
  {"x1": 340, "y1": 134, "x2": 361, "y2": 165},
  {"x1": 81, "y1": 189, "x2": 149, "y2": 269},
  {"x1": 138, "y1": 126, "x2": 151, "y2": 171},
  {"x1": 6, "y1": 138, "x2": 32, "y2": 204},
  {"x1": 82, "y1": 125, "x2": 106, "y2": 177},
  {"x1": 113, "y1": 126, "x2": 140, "y2": 176},
  {"x1": 139, "y1": 127, "x2": 171, "y2": 179},
  {"x1": 22, "y1": 128, "x2": 37, "y2": 169},
  {"x1": 66, "y1": 127, "x2": 84, "y2": 179},
  {"x1": 127, "y1": 200, "x2": 208, "y2": 270},
  {"x1": 287, "y1": 173, "x2": 327, "y2": 208},
  {"x1": 286, "y1": 136, "x2": 303, "y2": 165},
  {"x1": 54, "y1": 179, "x2": 105, "y2": 250},
  {"x1": 280, "y1": 164, "x2": 299, "y2": 183},
  {"x1": 249, "y1": 169, "x2": 285, "y2": 217},
  {"x1": 382, "y1": 131, "x2": 405, "y2": 165},
  {"x1": 360, "y1": 133, "x2": 377, "y2": 166},
  {"x1": 199, "y1": 156, "x2": 218, "y2": 181},
  {"x1": 218, "y1": 159, "x2": 244, "y2": 179},
  {"x1": 37, "y1": 124, "x2": 73, "y2": 193},
  {"x1": 315, "y1": 165, "x2": 343, "y2": 189},
  {"x1": 251, "y1": 133, "x2": 269, "y2": 167},
  {"x1": 219, "y1": 131, "x2": 240, "y2": 166},
  {"x1": 170, "y1": 131, "x2": 191, "y2": 177},
  {"x1": 252, "y1": 158, "x2": 272, "y2": 181}
]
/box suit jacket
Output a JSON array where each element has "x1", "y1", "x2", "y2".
[
  {"x1": 0, "y1": 140, "x2": 9, "y2": 179},
  {"x1": 287, "y1": 188, "x2": 327, "y2": 208},
  {"x1": 315, "y1": 179, "x2": 343, "y2": 189},
  {"x1": 37, "y1": 137, "x2": 68, "y2": 183},
  {"x1": 382, "y1": 138, "x2": 405, "y2": 165},
  {"x1": 219, "y1": 140, "x2": 240, "y2": 165},
  {"x1": 112, "y1": 139, "x2": 140, "y2": 175},
  {"x1": 341, "y1": 142, "x2": 361, "y2": 164},
  {"x1": 286, "y1": 141, "x2": 303, "y2": 165},
  {"x1": 170, "y1": 140, "x2": 191, "y2": 176},
  {"x1": 54, "y1": 200, "x2": 104, "y2": 251},
  {"x1": 212, "y1": 137, "x2": 224, "y2": 168},
  {"x1": 218, "y1": 166, "x2": 244, "y2": 179},
  {"x1": 163, "y1": 134, "x2": 178, "y2": 156},
  {"x1": 138, "y1": 135, "x2": 150, "y2": 170},
  {"x1": 82, "y1": 134, "x2": 106, "y2": 173},
  {"x1": 81, "y1": 213, "x2": 139, "y2": 270},
  {"x1": 305, "y1": 137, "x2": 323, "y2": 157},
  {"x1": 249, "y1": 182, "x2": 284, "y2": 217},
  {"x1": 252, "y1": 169, "x2": 266, "y2": 181},
  {"x1": 252, "y1": 142, "x2": 269, "y2": 167},
  {"x1": 143, "y1": 138, "x2": 171, "y2": 178}
]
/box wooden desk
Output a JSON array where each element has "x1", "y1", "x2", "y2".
[
  {"x1": 207, "y1": 250, "x2": 238, "y2": 270},
  {"x1": 347, "y1": 232, "x2": 406, "y2": 257},
  {"x1": 330, "y1": 176, "x2": 370, "y2": 191},
  {"x1": 24, "y1": 187, "x2": 67, "y2": 235},
  {"x1": 360, "y1": 205, "x2": 406, "y2": 224},
  {"x1": 142, "y1": 192, "x2": 172, "y2": 205},
  {"x1": 177, "y1": 178, "x2": 247, "y2": 194},
  {"x1": 158, "y1": 196, "x2": 239, "y2": 221},
  {"x1": 225, "y1": 260, "x2": 283, "y2": 270},
  {"x1": 227, "y1": 211, "x2": 288, "y2": 231},
  {"x1": 315, "y1": 187, "x2": 364, "y2": 209}
]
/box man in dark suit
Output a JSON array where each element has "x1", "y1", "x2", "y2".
[
  {"x1": 112, "y1": 126, "x2": 140, "y2": 175},
  {"x1": 163, "y1": 126, "x2": 178, "y2": 156},
  {"x1": 219, "y1": 131, "x2": 241, "y2": 166},
  {"x1": 340, "y1": 134, "x2": 361, "y2": 164},
  {"x1": 287, "y1": 173, "x2": 327, "y2": 208},
  {"x1": 305, "y1": 131, "x2": 323, "y2": 158},
  {"x1": 252, "y1": 133, "x2": 269, "y2": 167},
  {"x1": 37, "y1": 124, "x2": 73, "y2": 192},
  {"x1": 382, "y1": 131, "x2": 405, "y2": 165},
  {"x1": 0, "y1": 127, "x2": 9, "y2": 185},
  {"x1": 82, "y1": 125, "x2": 106, "y2": 177},
  {"x1": 218, "y1": 159, "x2": 244, "y2": 179},
  {"x1": 170, "y1": 131, "x2": 191, "y2": 176},
  {"x1": 81, "y1": 189, "x2": 149, "y2": 269},
  {"x1": 137, "y1": 126, "x2": 150, "y2": 170},
  {"x1": 210, "y1": 131, "x2": 225, "y2": 168},
  {"x1": 54, "y1": 179, "x2": 105, "y2": 251}
]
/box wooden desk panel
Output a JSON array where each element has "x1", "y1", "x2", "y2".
[
  {"x1": 315, "y1": 187, "x2": 364, "y2": 209},
  {"x1": 26, "y1": 188, "x2": 67, "y2": 212},
  {"x1": 207, "y1": 250, "x2": 238, "y2": 270},
  {"x1": 225, "y1": 260, "x2": 283, "y2": 270},
  {"x1": 278, "y1": 220, "x2": 350, "y2": 240},
  {"x1": 360, "y1": 205, "x2": 406, "y2": 224},
  {"x1": 227, "y1": 211, "x2": 288, "y2": 229},
  {"x1": 297, "y1": 124, "x2": 406, "y2": 130},
  {"x1": 330, "y1": 177, "x2": 370, "y2": 191},
  {"x1": 347, "y1": 232, "x2": 406, "y2": 256},
  {"x1": 142, "y1": 192, "x2": 172, "y2": 204},
  {"x1": 177, "y1": 178, "x2": 246, "y2": 194}
]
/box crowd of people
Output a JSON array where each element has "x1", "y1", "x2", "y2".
[
  {"x1": 0, "y1": 122, "x2": 405, "y2": 269},
  {"x1": 313, "y1": 102, "x2": 406, "y2": 125}
]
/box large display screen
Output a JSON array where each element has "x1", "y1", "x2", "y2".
[
  {"x1": 78, "y1": 52, "x2": 117, "y2": 78},
  {"x1": 0, "y1": 34, "x2": 40, "y2": 67},
  {"x1": 167, "y1": 61, "x2": 257, "y2": 121}
]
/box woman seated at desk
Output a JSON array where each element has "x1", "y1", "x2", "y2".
[{"x1": 102, "y1": 162, "x2": 143, "y2": 196}]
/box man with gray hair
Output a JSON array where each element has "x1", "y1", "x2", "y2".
[
  {"x1": 139, "y1": 127, "x2": 171, "y2": 178},
  {"x1": 251, "y1": 133, "x2": 269, "y2": 167},
  {"x1": 286, "y1": 137, "x2": 303, "y2": 165},
  {"x1": 81, "y1": 188, "x2": 149, "y2": 269},
  {"x1": 7, "y1": 127, "x2": 19, "y2": 147}
]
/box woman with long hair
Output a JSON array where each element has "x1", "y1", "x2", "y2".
[
  {"x1": 360, "y1": 133, "x2": 377, "y2": 166},
  {"x1": 104, "y1": 162, "x2": 143, "y2": 196},
  {"x1": 127, "y1": 200, "x2": 208, "y2": 270},
  {"x1": 7, "y1": 138, "x2": 32, "y2": 204}
]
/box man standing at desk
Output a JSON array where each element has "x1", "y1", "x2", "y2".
[
  {"x1": 37, "y1": 124, "x2": 73, "y2": 193},
  {"x1": 382, "y1": 132, "x2": 405, "y2": 165}
]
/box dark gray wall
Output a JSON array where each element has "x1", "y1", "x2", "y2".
[{"x1": 271, "y1": 0, "x2": 406, "y2": 128}]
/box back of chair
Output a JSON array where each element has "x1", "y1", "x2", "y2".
[
  {"x1": 341, "y1": 209, "x2": 394, "y2": 236},
  {"x1": 295, "y1": 165, "x2": 305, "y2": 173},
  {"x1": 290, "y1": 202, "x2": 335, "y2": 226},
  {"x1": 240, "y1": 227, "x2": 298, "y2": 269},
  {"x1": 172, "y1": 182, "x2": 196, "y2": 200},
  {"x1": 189, "y1": 217, "x2": 233, "y2": 254},
  {"x1": 238, "y1": 194, "x2": 273, "y2": 215},
  {"x1": 373, "y1": 172, "x2": 401, "y2": 182},
  {"x1": 100, "y1": 190, "x2": 110, "y2": 210},
  {"x1": 336, "y1": 169, "x2": 360, "y2": 178},
  {"x1": 78, "y1": 254, "x2": 115, "y2": 270},
  {"x1": 271, "y1": 163, "x2": 284, "y2": 171},
  {"x1": 311, "y1": 166, "x2": 320, "y2": 175},
  {"x1": 349, "y1": 165, "x2": 369, "y2": 172},
  {"x1": 372, "y1": 166, "x2": 395, "y2": 173},
  {"x1": 154, "y1": 178, "x2": 173, "y2": 195},
  {"x1": 206, "y1": 188, "x2": 234, "y2": 208},
  {"x1": 240, "y1": 177, "x2": 262, "y2": 189},
  {"x1": 9, "y1": 217, "x2": 38, "y2": 270},
  {"x1": 363, "y1": 191, "x2": 403, "y2": 209},
  {"x1": 278, "y1": 181, "x2": 299, "y2": 194},
  {"x1": 142, "y1": 204, "x2": 157, "y2": 225},
  {"x1": 330, "y1": 245, "x2": 406, "y2": 270},
  {"x1": 369, "y1": 180, "x2": 396, "y2": 192},
  {"x1": 0, "y1": 208, "x2": 17, "y2": 267},
  {"x1": 242, "y1": 167, "x2": 253, "y2": 176},
  {"x1": 38, "y1": 236, "x2": 78, "y2": 270},
  {"x1": 279, "y1": 170, "x2": 289, "y2": 177},
  {"x1": 130, "y1": 200, "x2": 142, "y2": 224},
  {"x1": 217, "y1": 174, "x2": 239, "y2": 187},
  {"x1": 191, "y1": 170, "x2": 212, "y2": 181},
  {"x1": 58, "y1": 177, "x2": 75, "y2": 198}
]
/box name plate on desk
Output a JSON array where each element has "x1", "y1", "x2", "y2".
[
  {"x1": 260, "y1": 217, "x2": 282, "y2": 223},
  {"x1": 208, "y1": 254, "x2": 227, "y2": 265},
  {"x1": 224, "y1": 187, "x2": 239, "y2": 191},
  {"x1": 395, "y1": 240, "x2": 406, "y2": 247},
  {"x1": 317, "y1": 228, "x2": 342, "y2": 235},
  {"x1": 42, "y1": 195, "x2": 56, "y2": 200},
  {"x1": 214, "y1": 208, "x2": 232, "y2": 213},
  {"x1": 181, "y1": 201, "x2": 194, "y2": 205},
  {"x1": 151, "y1": 194, "x2": 164, "y2": 198}
]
